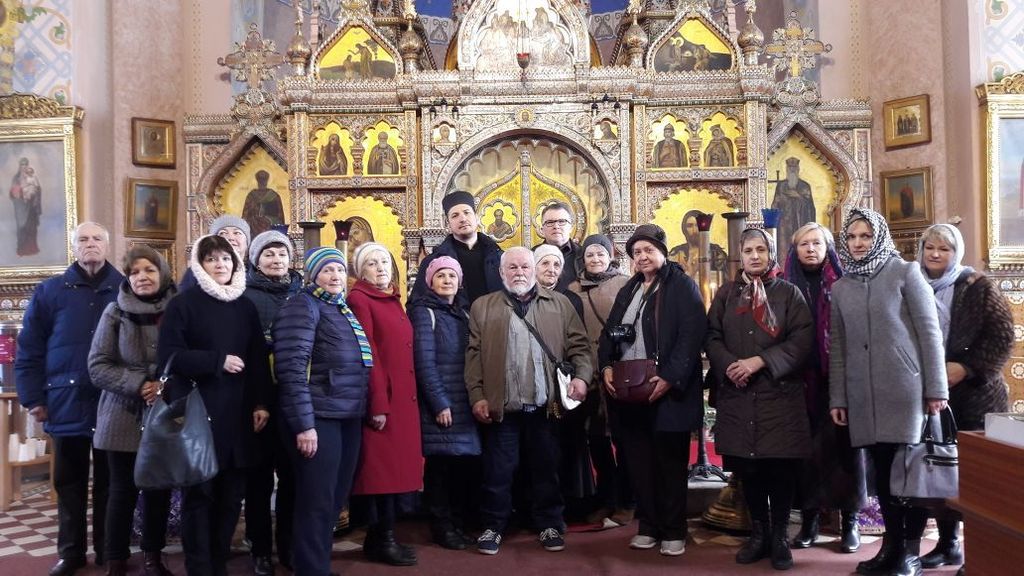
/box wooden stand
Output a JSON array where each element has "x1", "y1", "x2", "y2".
[
  {"x1": 949, "y1": 431, "x2": 1024, "y2": 576},
  {"x1": 0, "y1": 392, "x2": 54, "y2": 511}
]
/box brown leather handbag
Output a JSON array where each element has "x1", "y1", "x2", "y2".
[
  {"x1": 610, "y1": 283, "x2": 661, "y2": 404},
  {"x1": 611, "y1": 359, "x2": 658, "y2": 403}
]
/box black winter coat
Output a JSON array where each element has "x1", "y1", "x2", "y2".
[
  {"x1": 157, "y1": 286, "x2": 271, "y2": 469},
  {"x1": 272, "y1": 290, "x2": 369, "y2": 436},
  {"x1": 410, "y1": 234, "x2": 503, "y2": 305},
  {"x1": 598, "y1": 262, "x2": 707, "y2": 432},
  {"x1": 946, "y1": 271, "x2": 1014, "y2": 430},
  {"x1": 244, "y1": 268, "x2": 303, "y2": 341},
  {"x1": 409, "y1": 291, "x2": 481, "y2": 457},
  {"x1": 705, "y1": 276, "x2": 814, "y2": 460}
]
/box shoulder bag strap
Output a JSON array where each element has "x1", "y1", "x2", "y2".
[
  {"x1": 507, "y1": 294, "x2": 560, "y2": 366},
  {"x1": 585, "y1": 290, "x2": 607, "y2": 328}
]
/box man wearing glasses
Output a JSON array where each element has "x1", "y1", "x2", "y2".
[{"x1": 535, "y1": 201, "x2": 583, "y2": 291}]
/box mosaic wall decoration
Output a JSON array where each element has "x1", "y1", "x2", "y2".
[{"x1": 1, "y1": 0, "x2": 72, "y2": 103}]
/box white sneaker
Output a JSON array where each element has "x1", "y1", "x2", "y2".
[
  {"x1": 660, "y1": 539, "x2": 686, "y2": 556},
  {"x1": 629, "y1": 535, "x2": 658, "y2": 549}
]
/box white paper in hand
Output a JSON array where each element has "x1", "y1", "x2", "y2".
[{"x1": 558, "y1": 368, "x2": 581, "y2": 410}]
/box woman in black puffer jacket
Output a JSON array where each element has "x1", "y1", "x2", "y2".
[
  {"x1": 272, "y1": 247, "x2": 370, "y2": 576},
  {"x1": 408, "y1": 256, "x2": 481, "y2": 550}
]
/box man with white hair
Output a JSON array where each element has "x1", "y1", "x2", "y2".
[
  {"x1": 465, "y1": 247, "x2": 592, "y2": 556},
  {"x1": 16, "y1": 222, "x2": 123, "y2": 576}
]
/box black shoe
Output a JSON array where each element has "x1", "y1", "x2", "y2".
[
  {"x1": 49, "y1": 558, "x2": 87, "y2": 576},
  {"x1": 791, "y1": 510, "x2": 819, "y2": 549},
  {"x1": 771, "y1": 530, "x2": 794, "y2": 571},
  {"x1": 856, "y1": 535, "x2": 900, "y2": 575},
  {"x1": 956, "y1": 565, "x2": 965, "y2": 576},
  {"x1": 105, "y1": 559, "x2": 128, "y2": 576},
  {"x1": 253, "y1": 554, "x2": 274, "y2": 576},
  {"x1": 433, "y1": 529, "x2": 467, "y2": 550},
  {"x1": 143, "y1": 551, "x2": 174, "y2": 576},
  {"x1": 890, "y1": 554, "x2": 923, "y2": 576},
  {"x1": 364, "y1": 529, "x2": 417, "y2": 566},
  {"x1": 736, "y1": 520, "x2": 771, "y2": 564},
  {"x1": 840, "y1": 510, "x2": 861, "y2": 553},
  {"x1": 920, "y1": 538, "x2": 963, "y2": 568}
]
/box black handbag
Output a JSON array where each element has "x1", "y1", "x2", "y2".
[
  {"x1": 134, "y1": 354, "x2": 219, "y2": 490},
  {"x1": 890, "y1": 407, "x2": 959, "y2": 500}
]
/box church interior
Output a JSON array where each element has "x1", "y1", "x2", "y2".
[{"x1": 1, "y1": 0, "x2": 1024, "y2": 574}]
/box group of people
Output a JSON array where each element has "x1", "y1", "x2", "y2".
[{"x1": 14, "y1": 193, "x2": 1013, "y2": 576}]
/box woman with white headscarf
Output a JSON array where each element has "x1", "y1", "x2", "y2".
[
  {"x1": 914, "y1": 224, "x2": 1013, "y2": 573},
  {"x1": 829, "y1": 208, "x2": 948, "y2": 576},
  {"x1": 347, "y1": 242, "x2": 423, "y2": 566}
]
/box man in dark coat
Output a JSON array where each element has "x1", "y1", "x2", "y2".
[
  {"x1": 16, "y1": 222, "x2": 124, "y2": 576},
  {"x1": 533, "y1": 201, "x2": 583, "y2": 291},
  {"x1": 411, "y1": 190, "x2": 503, "y2": 306}
]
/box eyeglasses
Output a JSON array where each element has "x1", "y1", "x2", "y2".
[{"x1": 542, "y1": 219, "x2": 571, "y2": 228}]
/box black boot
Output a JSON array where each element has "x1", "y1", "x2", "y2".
[
  {"x1": 771, "y1": 527, "x2": 794, "y2": 570},
  {"x1": 841, "y1": 510, "x2": 862, "y2": 553},
  {"x1": 736, "y1": 520, "x2": 771, "y2": 564},
  {"x1": 105, "y1": 560, "x2": 127, "y2": 576},
  {"x1": 920, "y1": 515, "x2": 963, "y2": 568},
  {"x1": 889, "y1": 539, "x2": 922, "y2": 576},
  {"x1": 364, "y1": 528, "x2": 417, "y2": 567},
  {"x1": 791, "y1": 510, "x2": 819, "y2": 549},
  {"x1": 142, "y1": 551, "x2": 174, "y2": 576},
  {"x1": 856, "y1": 534, "x2": 900, "y2": 575}
]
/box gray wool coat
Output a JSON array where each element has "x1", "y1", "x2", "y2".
[
  {"x1": 88, "y1": 283, "x2": 175, "y2": 452},
  {"x1": 829, "y1": 256, "x2": 948, "y2": 448}
]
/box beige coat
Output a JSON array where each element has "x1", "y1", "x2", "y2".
[
  {"x1": 569, "y1": 273, "x2": 629, "y2": 384},
  {"x1": 465, "y1": 287, "x2": 593, "y2": 422}
]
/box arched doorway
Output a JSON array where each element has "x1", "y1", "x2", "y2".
[{"x1": 445, "y1": 134, "x2": 611, "y2": 249}]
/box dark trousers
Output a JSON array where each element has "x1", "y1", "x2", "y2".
[
  {"x1": 244, "y1": 417, "x2": 294, "y2": 560},
  {"x1": 868, "y1": 443, "x2": 929, "y2": 541},
  {"x1": 181, "y1": 467, "x2": 247, "y2": 576},
  {"x1": 617, "y1": 420, "x2": 690, "y2": 540},
  {"x1": 733, "y1": 458, "x2": 799, "y2": 529},
  {"x1": 480, "y1": 409, "x2": 564, "y2": 533},
  {"x1": 423, "y1": 455, "x2": 479, "y2": 533},
  {"x1": 291, "y1": 417, "x2": 362, "y2": 576},
  {"x1": 52, "y1": 436, "x2": 108, "y2": 561},
  {"x1": 589, "y1": 434, "x2": 634, "y2": 510},
  {"x1": 104, "y1": 450, "x2": 171, "y2": 561}
]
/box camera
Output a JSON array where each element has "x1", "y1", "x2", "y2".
[{"x1": 607, "y1": 324, "x2": 636, "y2": 344}]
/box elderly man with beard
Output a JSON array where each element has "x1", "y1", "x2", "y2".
[{"x1": 466, "y1": 247, "x2": 593, "y2": 556}]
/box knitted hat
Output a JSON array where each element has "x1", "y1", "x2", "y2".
[
  {"x1": 248, "y1": 230, "x2": 294, "y2": 268},
  {"x1": 424, "y1": 255, "x2": 463, "y2": 288},
  {"x1": 210, "y1": 215, "x2": 251, "y2": 244},
  {"x1": 303, "y1": 247, "x2": 346, "y2": 285},
  {"x1": 625, "y1": 224, "x2": 668, "y2": 258},
  {"x1": 533, "y1": 243, "x2": 564, "y2": 266},
  {"x1": 441, "y1": 190, "x2": 476, "y2": 216},
  {"x1": 582, "y1": 234, "x2": 613, "y2": 257},
  {"x1": 353, "y1": 242, "x2": 392, "y2": 276}
]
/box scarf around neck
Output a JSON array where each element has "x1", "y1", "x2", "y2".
[
  {"x1": 307, "y1": 286, "x2": 373, "y2": 367},
  {"x1": 838, "y1": 207, "x2": 900, "y2": 277},
  {"x1": 189, "y1": 250, "x2": 246, "y2": 303},
  {"x1": 736, "y1": 265, "x2": 781, "y2": 338}
]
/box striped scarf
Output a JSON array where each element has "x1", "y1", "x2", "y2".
[{"x1": 307, "y1": 286, "x2": 373, "y2": 367}]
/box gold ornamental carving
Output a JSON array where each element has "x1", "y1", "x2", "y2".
[{"x1": 0, "y1": 93, "x2": 82, "y2": 122}]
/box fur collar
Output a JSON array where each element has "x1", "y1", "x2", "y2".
[{"x1": 189, "y1": 236, "x2": 246, "y2": 302}]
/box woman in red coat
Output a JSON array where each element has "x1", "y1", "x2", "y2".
[{"x1": 348, "y1": 242, "x2": 424, "y2": 566}]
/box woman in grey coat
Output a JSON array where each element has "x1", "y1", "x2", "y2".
[
  {"x1": 829, "y1": 208, "x2": 948, "y2": 576},
  {"x1": 707, "y1": 228, "x2": 814, "y2": 571},
  {"x1": 88, "y1": 245, "x2": 176, "y2": 576}
]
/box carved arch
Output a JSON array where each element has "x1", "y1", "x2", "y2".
[
  {"x1": 193, "y1": 131, "x2": 287, "y2": 232},
  {"x1": 645, "y1": 4, "x2": 739, "y2": 73}
]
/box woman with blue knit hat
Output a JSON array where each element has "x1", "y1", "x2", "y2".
[
  {"x1": 408, "y1": 255, "x2": 481, "y2": 550},
  {"x1": 272, "y1": 247, "x2": 372, "y2": 576},
  {"x1": 242, "y1": 230, "x2": 303, "y2": 573}
]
